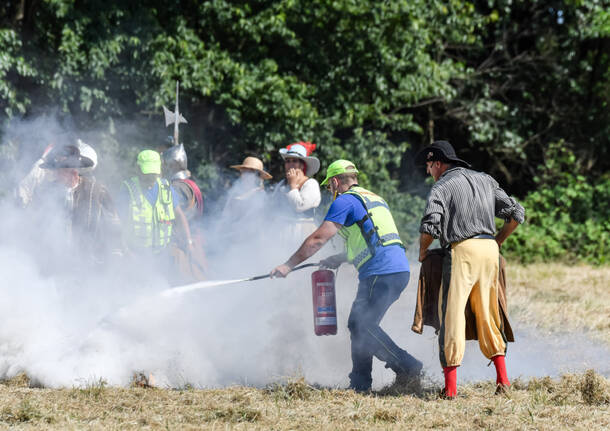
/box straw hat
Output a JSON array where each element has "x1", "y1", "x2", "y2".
[
  {"x1": 279, "y1": 142, "x2": 320, "y2": 177},
  {"x1": 230, "y1": 156, "x2": 272, "y2": 180}
]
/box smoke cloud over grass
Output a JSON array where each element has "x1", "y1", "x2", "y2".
[{"x1": 0, "y1": 116, "x2": 608, "y2": 389}]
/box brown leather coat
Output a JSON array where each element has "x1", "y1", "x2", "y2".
[{"x1": 411, "y1": 248, "x2": 514, "y2": 342}]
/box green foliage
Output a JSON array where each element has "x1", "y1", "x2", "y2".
[
  {"x1": 0, "y1": 29, "x2": 36, "y2": 115},
  {"x1": 0, "y1": 1, "x2": 608, "y2": 260},
  {"x1": 503, "y1": 143, "x2": 610, "y2": 264},
  {"x1": 434, "y1": 0, "x2": 610, "y2": 187}
]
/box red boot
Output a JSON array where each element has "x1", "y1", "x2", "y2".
[
  {"x1": 442, "y1": 366, "x2": 457, "y2": 399},
  {"x1": 492, "y1": 355, "x2": 510, "y2": 393}
]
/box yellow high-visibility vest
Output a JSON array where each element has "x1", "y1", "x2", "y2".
[
  {"x1": 338, "y1": 186, "x2": 404, "y2": 269},
  {"x1": 123, "y1": 177, "x2": 175, "y2": 252}
]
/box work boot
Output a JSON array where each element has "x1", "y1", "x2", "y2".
[
  {"x1": 386, "y1": 353, "x2": 423, "y2": 381},
  {"x1": 384, "y1": 357, "x2": 423, "y2": 394},
  {"x1": 348, "y1": 371, "x2": 372, "y2": 394},
  {"x1": 393, "y1": 362, "x2": 423, "y2": 385}
]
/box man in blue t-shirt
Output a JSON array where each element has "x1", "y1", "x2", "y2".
[{"x1": 272, "y1": 160, "x2": 422, "y2": 392}]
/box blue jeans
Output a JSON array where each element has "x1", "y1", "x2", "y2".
[{"x1": 347, "y1": 271, "x2": 422, "y2": 391}]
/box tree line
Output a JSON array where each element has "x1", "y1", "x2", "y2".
[{"x1": 0, "y1": 0, "x2": 608, "y2": 262}]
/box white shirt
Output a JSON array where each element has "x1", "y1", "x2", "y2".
[{"x1": 281, "y1": 178, "x2": 321, "y2": 215}]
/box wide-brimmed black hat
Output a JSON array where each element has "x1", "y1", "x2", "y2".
[
  {"x1": 40, "y1": 145, "x2": 94, "y2": 169},
  {"x1": 415, "y1": 140, "x2": 471, "y2": 168}
]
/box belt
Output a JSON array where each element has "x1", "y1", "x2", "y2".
[{"x1": 470, "y1": 234, "x2": 495, "y2": 240}]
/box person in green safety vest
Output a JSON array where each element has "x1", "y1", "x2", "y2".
[
  {"x1": 271, "y1": 160, "x2": 422, "y2": 392},
  {"x1": 118, "y1": 150, "x2": 194, "y2": 269}
]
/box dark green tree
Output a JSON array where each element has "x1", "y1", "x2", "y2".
[{"x1": 0, "y1": 0, "x2": 608, "y2": 254}]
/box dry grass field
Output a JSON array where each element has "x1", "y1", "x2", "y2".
[
  {"x1": 1, "y1": 264, "x2": 608, "y2": 430},
  {"x1": 0, "y1": 371, "x2": 608, "y2": 430},
  {"x1": 507, "y1": 263, "x2": 610, "y2": 345}
]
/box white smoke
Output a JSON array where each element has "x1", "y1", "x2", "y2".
[{"x1": 0, "y1": 117, "x2": 607, "y2": 389}]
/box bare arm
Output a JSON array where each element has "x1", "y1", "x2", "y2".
[
  {"x1": 418, "y1": 233, "x2": 435, "y2": 262},
  {"x1": 495, "y1": 218, "x2": 519, "y2": 248},
  {"x1": 271, "y1": 220, "x2": 341, "y2": 277}
]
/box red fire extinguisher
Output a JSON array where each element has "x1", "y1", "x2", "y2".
[{"x1": 311, "y1": 269, "x2": 337, "y2": 336}]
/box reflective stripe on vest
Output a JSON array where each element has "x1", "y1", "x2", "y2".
[
  {"x1": 338, "y1": 186, "x2": 404, "y2": 269},
  {"x1": 123, "y1": 177, "x2": 175, "y2": 252}
]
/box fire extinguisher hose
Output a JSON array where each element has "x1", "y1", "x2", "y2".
[{"x1": 247, "y1": 263, "x2": 319, "y2": 281}]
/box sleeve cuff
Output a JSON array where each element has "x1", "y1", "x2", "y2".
[
  {"x1": 498, "y1": 202, "x2": 525, "y2": 224},
  {"x1": 419, "y1": 223, "x2": 441, "y2": 239}
]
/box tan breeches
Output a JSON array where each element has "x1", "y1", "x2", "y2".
[{"x1": 438, "y1": 238, "x2": 506, "y2": 367}]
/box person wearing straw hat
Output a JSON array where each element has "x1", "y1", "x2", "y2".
[
  {"x1": 224, "y1": 156, "x2": 272, "y2": 210},
  {"x1": 35, "y1": 144, "x2": 121, "y2": 262},
  {"x1": 118, "y1": 150, "x2": 194, "y2": 276},
  {"x1": 271, "y1": 159, "x2": 422, "y2": 392},
  {"x1": 221, "y1": 156, "x2": 272, "y2": 235},
  {"x1": 415, "y1": 140, "x2": 524, "y2": 399},
  {"x1": 230, "y1": 156, "x2": 273, "y2": 183},
  {"x1": 272, "y1": 142, "x2": 322, "y2": 246}
]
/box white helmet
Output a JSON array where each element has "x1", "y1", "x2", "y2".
[{"x1": 76, "y1": 139, "x2": 98, "y2": 173}]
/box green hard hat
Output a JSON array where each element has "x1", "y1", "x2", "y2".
[{"x1": 321, "y1": 159, "x2": 359, "y2": 185}]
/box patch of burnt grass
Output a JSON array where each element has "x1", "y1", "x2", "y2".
[
  {"x1": 265, "y1": 377, "x2": 318, "y2": 401},
  {"x1": 579, "y1": 369, "x2": 610, "y2": 405}
]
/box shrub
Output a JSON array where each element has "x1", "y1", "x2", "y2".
[{"x1": 503, "y1": 143, "x2": 610, "y2": 264}]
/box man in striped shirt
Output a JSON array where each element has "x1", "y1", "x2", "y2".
[{"x1": 416, "y1": 140, "x2": 525, "y2": 399}]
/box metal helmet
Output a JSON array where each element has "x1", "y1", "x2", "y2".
[
  {"x1": 76, "y1": 139, "x2": 98, "y2": 174},
  {"x1": 162, "y1": 143, "x2": 190, "y2": 179}
]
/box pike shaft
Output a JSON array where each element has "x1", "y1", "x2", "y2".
[{"x1": 174, "y1": 81, "x2": 180, "y2": 145}]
